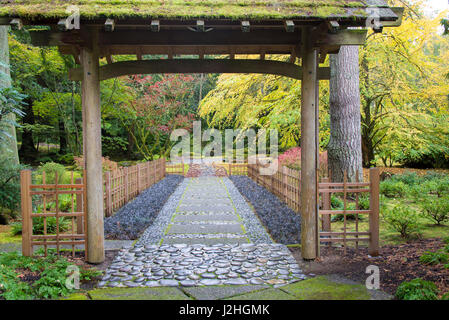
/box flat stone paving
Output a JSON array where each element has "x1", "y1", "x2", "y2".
[{"x1": 99, "y1": 165, "x2": 306, "y2": 290}]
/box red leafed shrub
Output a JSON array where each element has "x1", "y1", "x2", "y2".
[
  {"x1": 278, "y1": 147, "x2": 328, "y2": 175},
  {"x1": 74, "y1": 156, "x2": 119, "y2": 172}
]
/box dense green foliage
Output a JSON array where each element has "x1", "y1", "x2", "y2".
[
  {"x1": 395, "y1": 278, "x2": 439, "y2": 300},
  {"x1": 0, "y1": 251, "x2": 101, "y2": 300}
]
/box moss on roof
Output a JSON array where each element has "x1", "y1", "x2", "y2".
[{"x1": 0, "y1": 0, "x2": 378, "y2": 21}]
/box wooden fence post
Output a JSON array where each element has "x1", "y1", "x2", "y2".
[
  {"x1": 369, "y1": 167, "x2": 380, "y2": 256},
  {"x1": 321, "y1": 177, "x2": 331, "y2": 233},
  {"x1": 75, "y1": 178, "x2": 84, "y2": 233},
  {"x1": 104, "y1": 172, "x2": 112, "y2": 217},
  {"x1": 20, "y1": 170, "x2": 32, "y2": 257},
  {"x1": 124, "y1": 167, "x2": 129, "y2": 202},
  {"x1": 136, "y1": 164, "x2": 141, "y2": 193}
]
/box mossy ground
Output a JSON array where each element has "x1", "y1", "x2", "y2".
[{"x1": 64, "y1": 276, "x2": 377, "y2": 300}]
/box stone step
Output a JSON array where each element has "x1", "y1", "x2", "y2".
[
  {"x1": 162, "y1": 237, "x2": 249, "y2": 245},
  {"x1": 167, "y1": 223, "x2": 245, "y2": 234},
  {"x1": 173, "y1": 213, "x2": 240, "y2": 222}
]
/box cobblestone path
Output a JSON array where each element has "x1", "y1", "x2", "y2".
[{"x1": 99, "y1": 165, "x2": 306, "y2": 289}]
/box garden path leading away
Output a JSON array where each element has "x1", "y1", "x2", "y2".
[
  {"x1": 90, "y1": 163, "x2": 390, "y2": 300},
  {"x1": 99, "y1": 164, "x2": 306, "y2": 289}
]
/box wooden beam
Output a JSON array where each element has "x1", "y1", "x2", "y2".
[
  {"x1": 327, "y1": 21, "x2": 340, "y2": 34},
  {"x1": 241, "y1": 21, "x2": 250, "y2": 32},
  {"x1": 260, "y1": 51, "x2": 265, "y2": 60},
  {"x1": 136, "y1": 47, "x2": 143, "y2": 60},
  {"x1": 151, "y1": 20, "x2": 160, "y2": 32},
  {"x1": 57, "y1": 19, "x2": 70, "y2": 31},
  {"x1": 30, "y1": 29, "x2": 301, "y2": 47},
  {"x1": 196, "y1": 20, "x2": 205, "y2": 32},
  {"x1": 80, "y1": 31, "x2": 104, "y2": 264},
  {"x1": 104, "y1": 19, "x2": 115, "y2": 32},
  {"x1": 300, "y1": 27, "x2": 318, "y2": 260},
  {"x1": 69, "y1": 59, "x2": 331, "y2": 82},
  {"x1": 314, "y1": 28, "x2": 367, "y2": 47},
  {"x1": 10, "y1": 19, "x2": 22, "y2": 31},
  {"x1": 382, "y1": 7, "x2": 404, "y2": 27},
  {"x1": 284, "y1": 20, "x2": 295, "y2": 33}
]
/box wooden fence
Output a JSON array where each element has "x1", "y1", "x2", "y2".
[
  {"x1": 247, "y1": 162, "x2": 380, "y2": 255},
  {"x1": 213, "y1": 162, "x2": 248, "y2": 176},
  {"x1": 165, "y1": 161, "x2": 185, "y2": 176},
  {"x1": 20, "y1": 170, "x2": 87, "y2": 257},
  {"x1": 103, "y1": 158, "x2": 166, "y2": 216}
]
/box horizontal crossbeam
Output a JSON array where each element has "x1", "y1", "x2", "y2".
[{"x1": 68, "y1": 59, "x2": 331, "y2": 82}]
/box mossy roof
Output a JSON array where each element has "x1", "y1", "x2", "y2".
[{"x1": 0, "y1": 0, "x2": 395, "y2": 22}]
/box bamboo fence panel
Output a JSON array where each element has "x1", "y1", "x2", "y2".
[{"x1": 103, "y1": 158, "x2": 166, "y2": 216}]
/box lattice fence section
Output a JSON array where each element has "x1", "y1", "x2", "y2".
[
  {"x1": 248, "y1": 163, "x2": 301, "y2": 212},
  {"x1": 165, "y1": 162, "x2": 185, "y2": 176},
  {"x1": 20, "y1": 170, "x2": 87, "y2": 257},
  {"x1": 247, "y1": 162, "x2": 380, "y2": 255},
  {"x1": 103, "y1": 158, "x2": 166, "y2": 216},
  {"x1": 319, "y1": 168, "x2": 379, "y2": 255},
  {"x1": 213, "y1": 162, "x2": 248, "y2": 176}
]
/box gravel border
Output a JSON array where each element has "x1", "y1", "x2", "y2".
[
  {"x1": 228, "y1": 176, "x2": 301, "y2": 245},
  {"x1": 135, "y1": 178, "x2": 190, "y2": 245},
  {"x1": 221, "y1": 177, "x2": 273, "y2": 244},
  {"x1": 104, "y1": 175, "x2": 185, "y2": 240}
]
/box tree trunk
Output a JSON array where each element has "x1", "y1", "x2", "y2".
[
  {"x1": 0, "y1": 26, "x2": 19, "y2": 165},
  {"x1": 328, "y1": 46, "x2": 363, "y2": 182},
  {"x1": 18, "y1": 99, "x2": 38, "y2": 161},
  {"x1": 58, "y1": 117, "x2": 67, "y2": 154}
]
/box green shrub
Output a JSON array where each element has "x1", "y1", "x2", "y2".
[
  {"x1": 395, "y1": 278, "x2": 439, "y2": 300},
  {"x1": 421, "y1": 197, "x2": 449, "y2": 225},
  {"x1": 331, "y1": 195, "x2": 343, "y2": 209},
  {"x1": 11, "y1": 216, "x2": 70, "y2": 235},
  {"x1": 419, "y1": 250, "x2": 449, "y2": 265},
  {"x1": 380, "y1": 180, "x2": 407, "y2": 198},
  {"x1": 383, "y1": 206, "x2": 421, "y2": 238},
  {"x1": 441, "y1": 292, "x2": 449, "y2": 300},
  {"x1": 0, "y1": 251, "x2": 101, "y2": 300},
  {"x1": 331, "y1": 203, "x2": 362, "y2": 222},
  {"x1": 358, "y1": 194, "x2": 370, "y2": 210},
  {"x1": 391, "y1": 172, "x2": 421, "y2": 186},
  {"x1": 0, "y1": 163, "x2": 28, "y2": 222},
  {"x1": 444, "y1": 236, "x2": 449, "y2": 244},
  {"x1": 37, "y1": 162, "x2": 66, "y2": 184},
  {"x1": 57, "y1": 153, "x2": 75, "y2": 165}
]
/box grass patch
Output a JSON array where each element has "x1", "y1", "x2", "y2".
[{"x1": 0, "y1": 225, "x2": 21, "y2": 244}]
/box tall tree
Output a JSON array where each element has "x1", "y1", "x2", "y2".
[
  {"x1": 328, "y1": 46, "x2": 363, "y2": 182},
  {"x1": 0, "y1": 26, "x2": 19, "y2": 165}
]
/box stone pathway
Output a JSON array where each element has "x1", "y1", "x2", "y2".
[{"x1": 99, "y1": 164, "x2": 306, "y2": 289}]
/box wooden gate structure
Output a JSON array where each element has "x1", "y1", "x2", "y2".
[{"x1": 1, "y1": 0, "x2": 403, "y2": 263}]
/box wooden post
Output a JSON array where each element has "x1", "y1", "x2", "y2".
[
  {"x1": 300, "y1": 27, "x2": 319, "y2": 260},
  {"x1": 81, "y1": 30, "x2": 104, "y2": 264},
  {"x1": 321, "y1": 177, "x2": 331, "y2": 232},
  {"x1": 20, "y1": 170, "x2": 32, "y2": 257},
  {"x1": 124, "y1": 167, "x2": 129, "y2": 202},
  {"x1": 75, "y1": 178, "x2": 84, "y2": 233},
  {"x1": 369, "y1": 167, "x2": 380, "y2": 256},
  {"x1": 104, "y1": 172, "x2": 112, "y2": 217},
  {"x1": 137, "y1": 164, "x2": 141, "y2": 193}
]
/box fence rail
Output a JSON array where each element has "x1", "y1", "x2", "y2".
[
  {"x1": 20, "y1": 170, "x2": 87, "y2": 257},
  {"x1": 165, "y1": 161, "x2": 185, "y2": 176},
  {"x1": 247, "y1": 162, "x2": 380, "y2": 255},
  {"x1": 103, "y1": 158, "x2": 166, "y2": 216}
]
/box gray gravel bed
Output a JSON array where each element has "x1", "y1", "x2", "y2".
[
  {"x1": 229, "y1": 176, "x2": 301, "y2": 245},
  {"x1": 104, "y1": 175, "x2": 185, "y2": 240},
  {"x1": 221, "y1": 177, "x2": 273, "y2": 244},
  {"x1": 135, "y1": 178, "x2": 190, "y2": 245}
]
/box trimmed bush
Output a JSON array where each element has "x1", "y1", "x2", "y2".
[
  {"x1": 383, "y1": 206, "x2": 421, "y2": 238},
  {"x1": 37, "y1": 162, "x2": 66, "y2": 184},
  {"x1": 380, "y1": 180, "x2": 407, "y2": 198},
  {"x1": 395, "y1": 278, "x2": 439, "y2": 300},
  {"x1": 421, "y1": 197, "x2": 449, "y2": 225}
]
